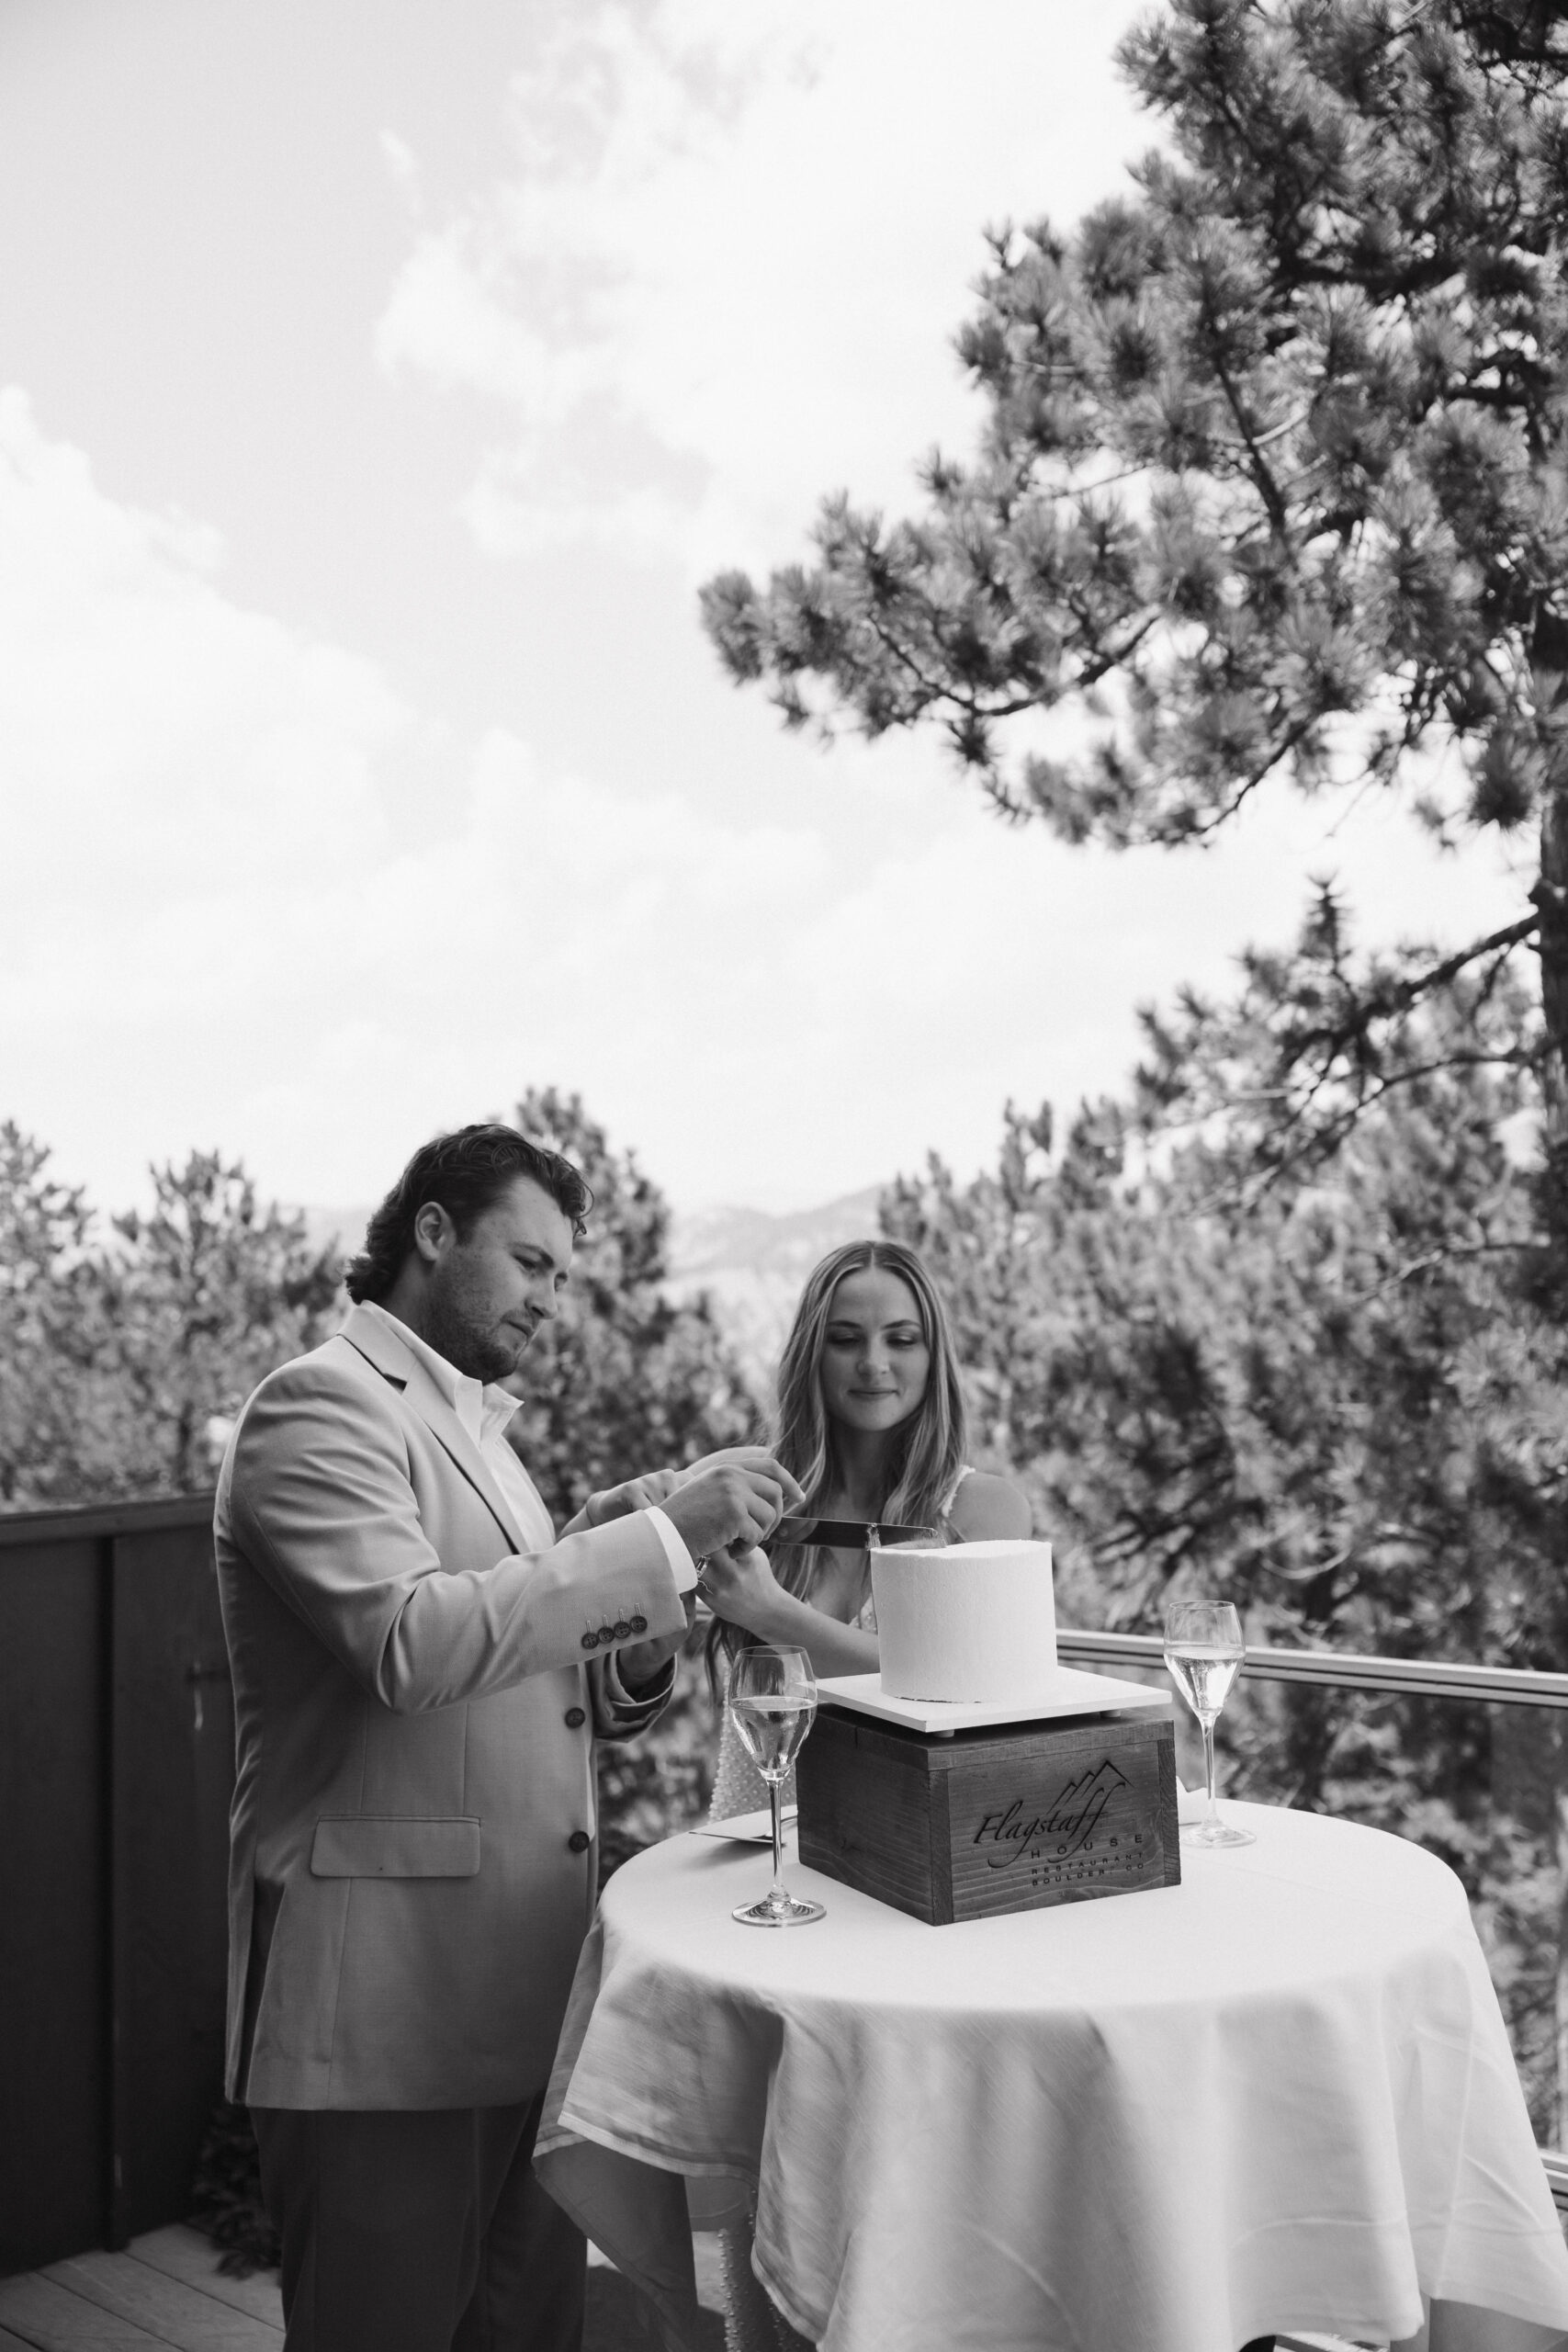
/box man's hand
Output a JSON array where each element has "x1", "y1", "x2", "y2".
[
  {"x1": 660, "y1": 1455, "x2": 804, "y2": 1563},
  {"x1": 602, "y1": 1452, "x2": 802, "y2": 1685},
  {"x1": 675, "y1": 1444, "x2": 790, "y2": 1482},
  {"x1": 581, "y1": 1450, "x2": 783, "y2": 1532},
  {"x1": 581, "y1": 1469, "x2": 682, "y2": 1527}
]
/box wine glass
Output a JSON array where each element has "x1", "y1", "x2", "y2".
[
  {"x1": 728, "y1": 1645, "x2": 825, "y2": 1927},
  {"x1": 1163, "y1": 1600, "x2": 1255, "y2": 1849}
]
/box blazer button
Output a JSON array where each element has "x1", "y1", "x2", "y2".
[
  {"x1": 613, "y1": 1621, "x2": 632, "y2": 1641},
  {"x1": 580, "y1": 1632, "x2": 598, "y2": 1651},
  {"x1": 629, "y1": 1615, "x2": 648, "y2": 1635},
  {"x1": 568, "y1": 1830, "x2": 592, "y2": 1854},
  {"x1": 565, "y1": 1707, "x2": 586, "y2": 1728}
]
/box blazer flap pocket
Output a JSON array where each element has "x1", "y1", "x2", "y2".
[{"x1": 310, "y1": 1815, "x2": 481, "y2": 1879}]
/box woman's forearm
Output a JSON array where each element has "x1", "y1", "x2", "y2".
[{"x1": 749, "y1": 1586, "x2": 879, "y2": 1679}]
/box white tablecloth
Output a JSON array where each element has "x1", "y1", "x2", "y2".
[{"x1": 536, "y1": 1804, "x2": 1568, "y2": 2352}]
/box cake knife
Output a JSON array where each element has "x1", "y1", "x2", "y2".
[{"x1": 769, "y1": 1516, "x2": 937, "y2": 1548}]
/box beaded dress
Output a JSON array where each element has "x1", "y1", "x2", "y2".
[{"x1": 705, "y1": 1589, "x2": 873, "y2": 1823}]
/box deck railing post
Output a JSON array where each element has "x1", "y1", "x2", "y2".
[{"x1": 105, "y1": 1526, "x2": 130, "y2": 2253}]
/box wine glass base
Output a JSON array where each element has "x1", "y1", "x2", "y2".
[
  {"x1": 732, "y1": 1894, "x2": 826, "y2": 1927},
  {"x1": 1180, "y1": 1818, "x2": 1256, "y2": 1849}
]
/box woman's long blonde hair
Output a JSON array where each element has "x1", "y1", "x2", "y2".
[{"x1": 707, "y1": 1238, "x2": 968, "y2": 1684}]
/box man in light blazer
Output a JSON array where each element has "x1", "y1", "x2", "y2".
[{"x1": 215, "y1": 1122, "x2": 798, "y2": 2352}]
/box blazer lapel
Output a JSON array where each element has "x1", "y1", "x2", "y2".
[{"x1": 339, "y1": 1305, "x2": 531, "y2": 1556}]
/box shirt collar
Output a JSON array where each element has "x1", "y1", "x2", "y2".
[{"x1": 359, "y1": 1301, "x2": 522, "y2": 1450}]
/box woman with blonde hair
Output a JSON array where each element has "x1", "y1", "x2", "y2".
[
  {"x1": 702, "y1": 1237, "x2": 1031, "y2": 1831},
  {"x1": 696, "y1": 1238, "x2": 1030, "y2": 2351}
]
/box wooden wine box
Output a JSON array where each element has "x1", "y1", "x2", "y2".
[{"x1": 795, "y1": 1703, "x2": 1180, "y2": 1925}]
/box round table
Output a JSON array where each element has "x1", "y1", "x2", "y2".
[{"x1": 536, "y1": 1805, "x2": 1568, "y2": 2352}]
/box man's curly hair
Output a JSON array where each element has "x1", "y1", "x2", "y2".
[{"x1": 344, "y1": 1123, "x2": 592, "y2": 1305}]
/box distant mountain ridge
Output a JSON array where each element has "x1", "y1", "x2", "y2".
[
  {"x1": 667, "y1": 1188, "x2": 885, "y2": 1280},
  {"x1": 664, "y1": 1186, "x2": 886, "y2": 1386},
  {"x1": 292, "y1": 1186, "x2": 889, "y2": 1387}
]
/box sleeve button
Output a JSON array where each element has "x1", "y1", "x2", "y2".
[
  {"x1": 580, "y1": 1633, "x2": 598, "y2": 1651},
  {"x1": 613, "y1": 1621, "x2": 632, "y2": 1641},
  {"x1": 568, "y1": 1830, "x2": 592, "y2": 1854},
  {"x1": 629, "y1": 1615, "x2": 648, "y2": 1635},
  {"x1": 564, "y1": 1706, "x2": 586, "y2": 1728}
]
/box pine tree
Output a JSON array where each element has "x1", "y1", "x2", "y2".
[
  {"x1": 882, "y1": 1063, "x2": 1565, "y2": 1670},
  {"x1": 705, "y1": 0, "x2": 1568, "y2": 1252},
  {"x1": 881, "y1": 1063, "x2": 1568, "y2": 2129},
  {"x1": 103, "y1": 1153, "x2": 343, "y2": 1494},
  {"x1": 0, "y1": 1125, "x2": 107, "y2": 1507},
  {"x1": 0, "y1": 1139, "x2": 342, "y2": 1509},
  {"x1": 503, "y1": 1086, "x2": 758, "y2": 1521}
]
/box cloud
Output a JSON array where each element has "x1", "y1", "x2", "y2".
[
  {"x1": 0, "y1": 397, "x2": 936, "y2": 1206},
  {"x1": 373, "y1": 0, "x2": 1156, "y2": 569},
  {"x1": 378, "y1": 128, "x2": 422, "y2": 213},
  {"x1": 2, "y1": 394, "x2": 1529, "y2": 1221},
  {"x1": 0, "y1": 388, "x2": 402, "y2": 910}
]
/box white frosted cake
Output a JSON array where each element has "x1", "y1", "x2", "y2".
[{"x1": 870, "y1": 1539, "x2": 1057, "y2": 1705}]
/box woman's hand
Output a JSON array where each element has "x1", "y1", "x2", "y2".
[
  {"x1": 701, "y1": 1544, "x2": 882, "y2": 1679},
  {"x1": 695, "y1": 1543, "x2": 787, "y2": 1637}
]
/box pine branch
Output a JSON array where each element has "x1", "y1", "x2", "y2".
[{"x1": 1343, "y1": 1235, "x2": 1551, "y2": 1304}]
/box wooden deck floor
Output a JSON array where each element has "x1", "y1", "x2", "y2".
[
  {"x1": 0, "y1": 2228, "x2": 284, "y2": 2351},
  {"x1": 0, "y1": 2230, "x2": 1370, "y2": 2351},
  {"x1": 0, "y1": 2225, "x2": 725, "y2": 2351}
]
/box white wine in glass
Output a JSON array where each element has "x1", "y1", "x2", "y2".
[
  {"x1": 728, "y1": 1645, "x2": 825, "y2": 1927},
  {"x1": 1163, "y1": 1600, "x2": 1255, "y2": 1849}
]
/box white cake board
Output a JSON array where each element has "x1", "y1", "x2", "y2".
[{"x1": 815, "y1": 1665, "x2": 1172, "y2": 1736}]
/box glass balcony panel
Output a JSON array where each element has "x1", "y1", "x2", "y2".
[{"x1": 1070, "y1": 1641, "x2": 1568, "y2": 2153}]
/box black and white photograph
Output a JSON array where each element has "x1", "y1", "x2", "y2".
[{"x1": 5, "y1": 4, "x2": 1568, "y2": 2349}]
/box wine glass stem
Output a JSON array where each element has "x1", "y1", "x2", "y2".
[
  {"x1": 1201, "y1": 1713, "x2": 1218, "y2": 1826},
  {"x1": 767, "y1": 1775, "x2": 786, "y2": 1909}
]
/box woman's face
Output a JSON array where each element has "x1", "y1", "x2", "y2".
[{"x1": 818, "y1": 1266, "x2": 931, "y2": 1438}]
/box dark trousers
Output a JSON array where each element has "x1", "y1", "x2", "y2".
[{"x1": 252, "y1": 2094, "x2": 584, "y2": 2352}]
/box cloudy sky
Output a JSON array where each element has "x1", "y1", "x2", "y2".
[{"x1": 1, "y1": 0, "x2": 1524, "y2": 1217}]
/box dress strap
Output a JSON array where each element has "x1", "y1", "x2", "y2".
[{"x1": 938, "y1": 1464, "x2": 975, "y2": 1520}]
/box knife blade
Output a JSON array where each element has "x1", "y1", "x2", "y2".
[{"x1": 769, "y1": 1516, "x2": 938, "y2": 1548}]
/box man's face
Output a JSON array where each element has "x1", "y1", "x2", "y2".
[{"x1": 419, "y1": 1174, "x2": 575, "y2": 1384}]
